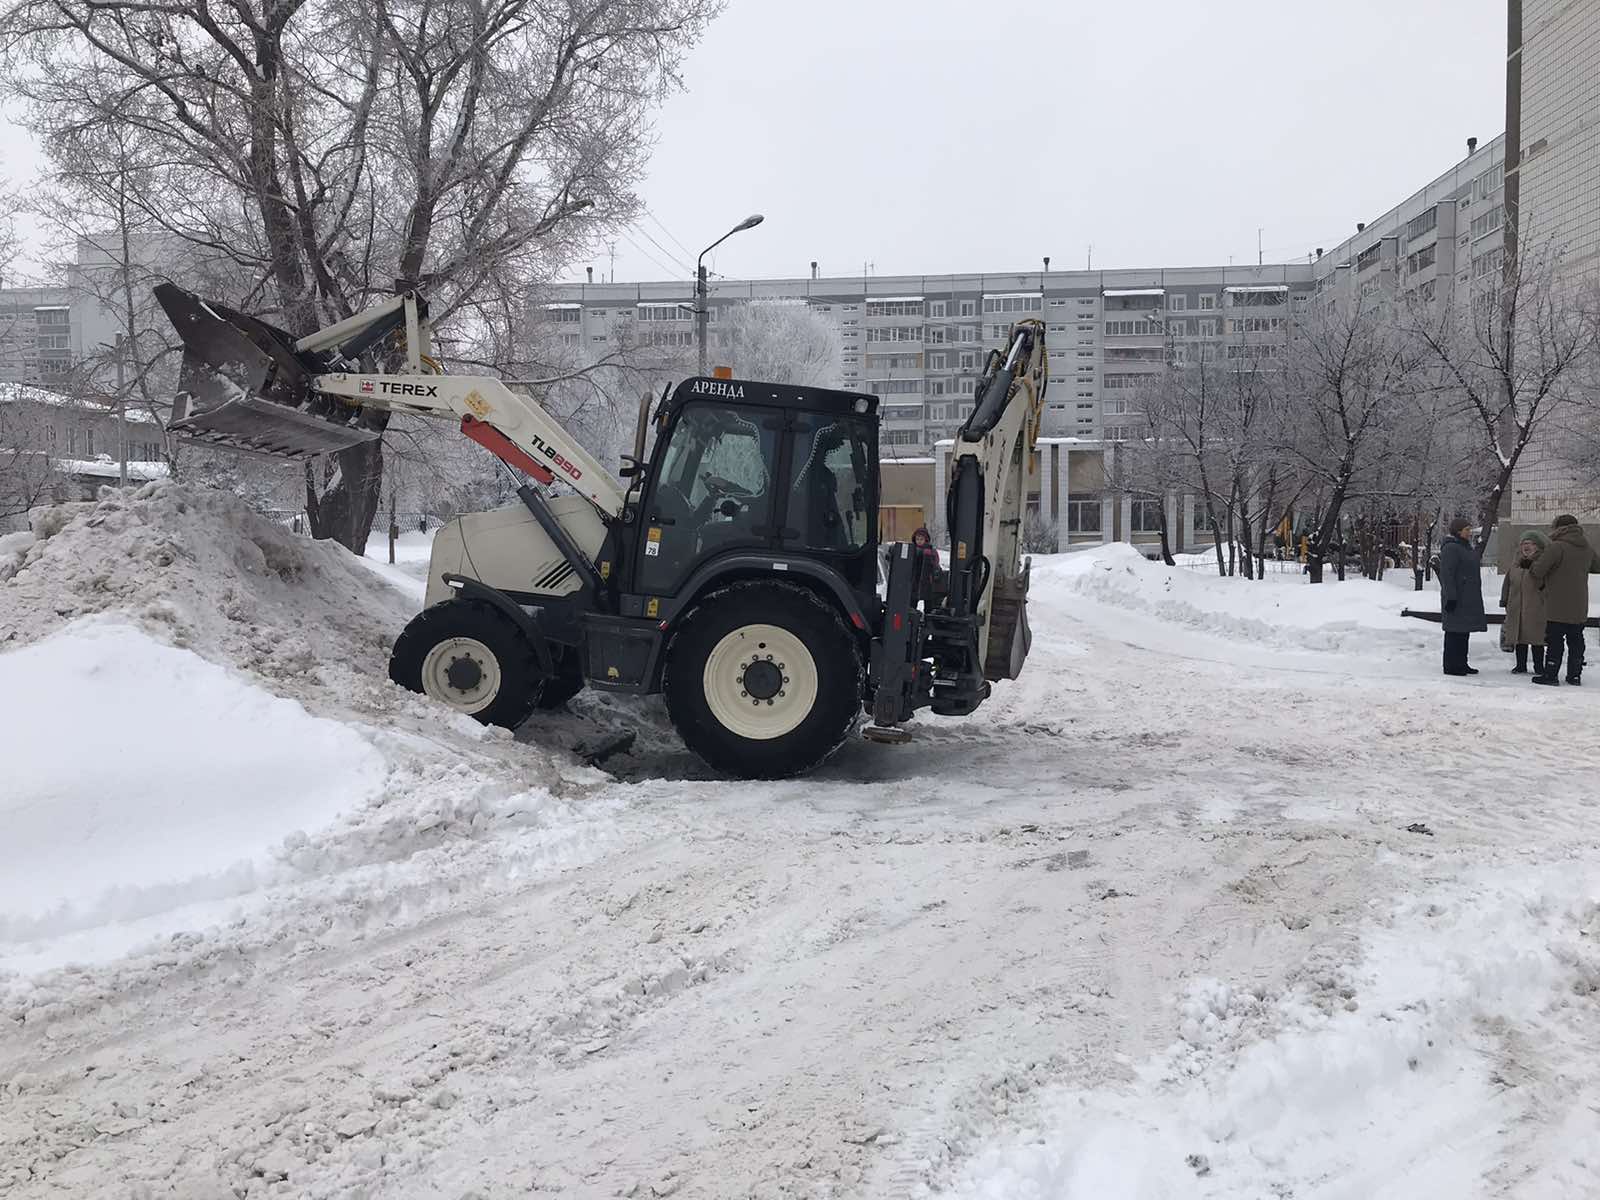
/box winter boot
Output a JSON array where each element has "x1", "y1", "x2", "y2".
[{"x1": 1532, "y1": 673, "x2": 1561, "y2": 686}]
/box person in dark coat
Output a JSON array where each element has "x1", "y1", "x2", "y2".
[
  {"x1": 911, "y1": 526, "x2": 944, "y2": 603},
  {"x1": 1438, "y1": 516, "x2": 1486, "y2": 676},
  {"x1": 1500, "y1": 530, "x2": 1549, "y2": 674},
  {"x1": 1529, "y1": 514, "x2": 1600, "y2": 685}
]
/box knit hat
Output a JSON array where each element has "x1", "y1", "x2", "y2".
[
  {"x1": 1448, "y1": 516, "x2": 1473, "y2": 536},
  {"x1": 1553, "y1": 514, "x2": 1580, "y2": 528},
  {"x1": 1518, "y1": 529, "x2": 1549, "y2": 548}
]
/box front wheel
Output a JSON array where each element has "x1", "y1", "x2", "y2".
[
  {"x1": 389, "y1": 599, "x2": 543, "y2": 729},
  {"x1": 664, "y1": 581, "x2": 861, "y2": 778}
]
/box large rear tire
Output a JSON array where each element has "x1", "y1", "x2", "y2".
[
  {"x1": 664, "y1": 581, "x2": 861, "y2": 779},
  {"x1": 389, "y1": 599, "x2": 543, "y2": 730}
]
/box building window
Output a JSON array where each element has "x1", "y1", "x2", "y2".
[
  {"x1": 864, "y1": 326, "x2": 922, "y2": 343},
  {"x1": 982, "y1": 295, "x2": 1042, "y2": 314},
  {"x1": 959, "y1": 351, "x2": 976, "y2": 369},
  {"x1": 1066, "y1": 499, "x2": 1102, "y2": 532},
  {"x1": 959, "y1": 327, "x2": 978, "y2": 342},
  {"x1": 864, "y1": 379, "x2": 922, "y2": 395},
  {"x1": 546, "y1": 306, "x2": 581, "y2": 323},
  {"x1": 1197, "y1": 295, "x2": 1215, "y2": 310},
  {"x1": 1194, "y1": 502, "x2": 1218, "y2": 532},
  {"x1": 1473, "y1": 163, "x2": 1504, "y2": 202},
  {"x1": 987, "y1": 324, "x2": 1012, "y2": 339},
  {"x1": 1167, "y1": 319, "x2": 1187, "y2": 336},
  {"x1": 1406, "y1": 244, "x2": 1437, "y2": 275},
  {"x1": 960, "y1": 301, "x2": 976, "y2": 317},
  {"x1": 1470, "y1": 205, "x2": 1504, "y2": 240},
  {"x1": 1132, "y1": 499, "x2": 1164, "y2": 532},
  {"x1": 928, "y1": 352, "x2": 947, "y2": 370},
  {"x1": 1169, "y1": 295, "x2": 1187, "y2": 311},
  {"x1": 866, "y1": 300, "x2": 924, "y2": 318},
  {"x1": 882, "y1": 429, "x2": 920, "y2": 446},
  {"x1": 1198, "y1": 320, "x2": 1216, "y2": 337},
  {"x1": 1106, "y1": 424, "x2": 1131, "y2": 441},
  {"x1": 930, "y1": 301, "x2": 947, "y2": 318},
  {"x1": 1407, "y1": 208, "x2": 1438, "y2": 240}
]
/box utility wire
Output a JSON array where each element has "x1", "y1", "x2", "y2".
[
  {"x1": 616, "y1": 231, "x2": 685, "y2": 281},
  {"x1": 643, "y1": 208, "x2": 698, "y2": 263}
]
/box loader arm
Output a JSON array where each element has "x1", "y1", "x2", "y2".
[
  {"x1": 153, "y1": 282, "x2": 625, "y2": 519},
  {"x1": 313, "y1": 373, "x2": 625, "y2": 517}
]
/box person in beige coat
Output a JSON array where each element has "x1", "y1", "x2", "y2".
[{"x1": 1500, "y1": 530, "x2": 1549, "y2": 674}]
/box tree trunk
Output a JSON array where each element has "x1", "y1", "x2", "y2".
[
  {"x1": 1412, "y1": 511, "x2": 1424, "y2": 592},
  {"x1": 1156, "y1": 501, "x2": 1176, "y2": 566},
  {"x1": 305, "y1": 441, "x2": 385, "y2": 553}
]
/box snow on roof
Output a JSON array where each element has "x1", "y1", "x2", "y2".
[
  {"x1": 0, "y1": 385, "x2": 162, "y2": 425},
  {"x1": 879, "y1": 456, "x2": 934, "y2": 465},
  {"x1": 544, "y1": 302, "x2": 582, "y2": 310},
  {"x1": 1103, "y1": 287, "x2": 1165, "y2": 297},
  {"x1": 982, "y1": 292, "x2": 1041, "y2": 300},
  {"x1": 1224, "y1": 284, "x2": 1290, "y2": 292},
  {"x1": 872, "y1": 296, "x2": 924, "y2": 303},
  {"x1": 57, "y1": 457, "x2": 169, "y2": 481}
]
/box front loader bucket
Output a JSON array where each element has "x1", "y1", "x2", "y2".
[{"x1": 155, "y1": 283, "x2": 378, "y2": 459}]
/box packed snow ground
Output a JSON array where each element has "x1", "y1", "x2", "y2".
[{"x1": 2, "y1": 488, "x2": 1599, "y2": 1199}]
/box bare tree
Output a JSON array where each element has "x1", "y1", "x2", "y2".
[
  {"x1": 1281, "y1": 293, "x2": 1420, "y2": 583},
  {"x1": 0, "y1": 390, "x2": 63, "y2": 523},
  {"x1": 1, "y1": 0, "x2": 722, "y2": 550},
  {"x1": 1405, "y1": 231, "x2": 1597, "y2": 552}
]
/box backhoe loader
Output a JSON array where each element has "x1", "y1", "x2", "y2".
[{"x1": 155, "y1": 283, "x2": 1047, "y2": 778}]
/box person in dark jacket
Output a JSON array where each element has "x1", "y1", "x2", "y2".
[
  {"x1": 1529, "y1": 514, "x2": 1600, "y2": 685},
  {"x1": 1500, "y1": 530, "x2": 1549, "y2": 674},
  {"x1": 911, "y1": 526, "x2": 943, "y2": 603},
  {"x1": 1438, "y1": 516, "x2": 1486, "y2": 676}
]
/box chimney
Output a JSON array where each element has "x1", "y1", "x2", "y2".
[
  {"x1": 1316, "y1": 247, "x2": 1324, "y2": 259},
  {"x1": 1467, "y1": 136, "x2": 1478, "y2": 155},
  {"x1": 1357, "y1": 222, "x2": 1366, "y2": 233},
  {"x1": 810, "y1": 261, "x2": 818, "y2": 280},
  {"x1": 586, "y1": 266, "x2": 593, "y2": 283}
]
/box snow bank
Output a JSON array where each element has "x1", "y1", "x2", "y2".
[
  {"x1": 941, "y1": 865, "x2": 1600, "y2": 1199},
  {"x1": 1039, "y1": 544, "x2": 1430, "y2": 655},
  {"x1": 0, "y1": 485, "x2": 611, "y2": 984},
  {"x1": 0, "y1": 621, "x2": 384, "y2": 959}
]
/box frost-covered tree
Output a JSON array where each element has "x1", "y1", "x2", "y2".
[
  {"x1": 0, "y1": 0, "x2": 723, "y2": 551},
  {"x1": 719, "y1": 302, "x2": 843, "y2": 389},
  {"x1": 1404, "y1": 232, "x2": 1598, "y2": 552}
]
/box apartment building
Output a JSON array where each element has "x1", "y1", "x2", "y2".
[
  {"x1": 1504, "y1": 0, "x2": 1600, "y2": 526},
  {"x1": 0, "y1": 285, "x2": 78, "y2": 387},
  {"x1": 547, "y1": 263, "x2": 1313, "y2": 457},
  {"x1": 1310, "y1": 135, "x2": 1507, "y2": 311}
]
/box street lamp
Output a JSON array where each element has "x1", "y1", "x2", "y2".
[{"x1": 695, "y1": 214, "x2": 764, "y2": 375}]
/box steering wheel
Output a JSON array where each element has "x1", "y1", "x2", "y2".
[{"x1": 701, "y1": 472, "x2": 753, "y2": 498}]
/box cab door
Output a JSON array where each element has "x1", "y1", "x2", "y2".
[
  {"x1": 779, "y1": 411, "x2": 878, "y2": 594},
  {"x1": 634, "y1": 401, "x2": 782, "y2": 596}
]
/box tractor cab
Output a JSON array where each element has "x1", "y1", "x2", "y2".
[{"x1": 610, "y1": 378, "x2": 881, "y2": 620}]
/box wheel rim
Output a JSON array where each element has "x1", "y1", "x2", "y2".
[
  {"x1": 421, "y1": 636, "x2": 503, "y2": 715},
  {"x1": 701, "y1": 623, "x2": 818, "y2": 741}
]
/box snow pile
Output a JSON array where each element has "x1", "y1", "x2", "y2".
[
  {"x1": 0, "y1": 481, "x2": 415, "y2": 721},
  {"x1": 941, "y1": 865, "x2": 1600, "y2": 1199},
  {"x1": 0, "y1": 484, "x2": 618, "y2": 986},
  {"x1": 1041, "y1": 544, "x2": 1433, "y2": 656},
  {"x1": 0, "y1": 621, "x2": 385, "y2": 959}
]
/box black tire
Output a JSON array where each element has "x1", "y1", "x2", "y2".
[
  {"x1": 389, "y1": 599, "x2": 543, "y2": 729},
  {"x1": 663, "y1": 580, "x2": 862, "y2": 779},
  {"x1": 534, "y1": 647, "x2": 586, "y2": 710}
]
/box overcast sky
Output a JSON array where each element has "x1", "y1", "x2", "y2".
[
  {"x1": 2, "y1": 0, "x2": 1507, "y2": 287},
  {"x1": 615, "y1": 0, "x2": 1507, "y2": 284}
]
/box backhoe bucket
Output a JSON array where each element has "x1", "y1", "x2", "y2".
[{"x1": 155, "y1": 283, "x2": 378, "y2": 459}]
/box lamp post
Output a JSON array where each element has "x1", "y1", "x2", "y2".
[{"x1": 695, "y1": 214, "x2": 764, "y2": 375}]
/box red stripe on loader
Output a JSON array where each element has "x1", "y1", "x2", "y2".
[{"x1": 460, "y1": 416, "x2": 555, "y2": 485}]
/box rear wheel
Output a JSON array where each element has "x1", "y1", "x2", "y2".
[
  {"x1": 389, "y1": 599, "x2": 543, "y2": 729},
  {"x1": 664, "y1": 581, "x2": 861, "y2": 778}
]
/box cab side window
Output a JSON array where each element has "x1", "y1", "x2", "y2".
[{"x1": 788, "y1": 416, "x2": 874, "y2": 552}]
